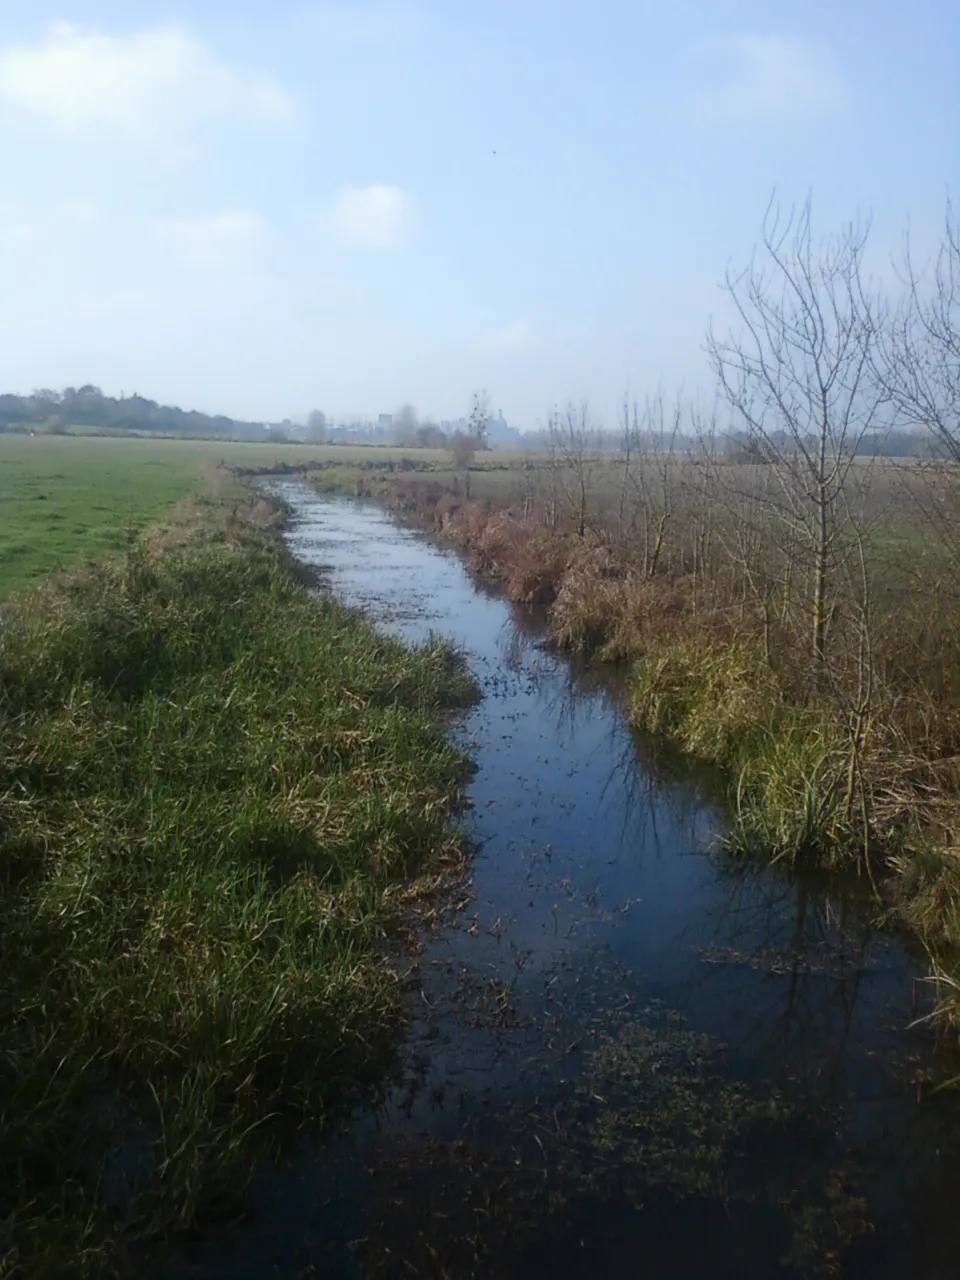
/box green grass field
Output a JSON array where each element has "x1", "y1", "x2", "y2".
[
  {"x1": 0, "y1": 436, "x2": 206, "y2": 597},
  {"x1": 0, "y1": 436, "x2": 470, "y2": 598}
]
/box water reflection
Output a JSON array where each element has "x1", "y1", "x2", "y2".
[{"x1": 167, "y1": 486, "x2": 960, "y2": 1280}]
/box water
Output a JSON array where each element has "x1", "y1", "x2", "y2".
[{"x1": 173, "y1": 486, "x2": 960, "y2": 1279}]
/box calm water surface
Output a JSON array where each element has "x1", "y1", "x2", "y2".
[{"x1": 173, "y1": 486, "x2": 960, "y2": 1279}]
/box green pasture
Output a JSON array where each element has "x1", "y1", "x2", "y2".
[{"x1": 0, "y1": 436, "x2": 455, "y2": 597}]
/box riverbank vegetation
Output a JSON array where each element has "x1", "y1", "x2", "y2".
[
  {"x1": 0, "y1": 485, "x2": 475, "y2": 1276},
  {"x1": 280, "y1": 198, "x2": 960, "y2": 1029}
]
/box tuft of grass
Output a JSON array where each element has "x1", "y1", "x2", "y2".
[
  {"x1": 0, "y1": 491, "x2": 476, "y2": 1276},
  {"x1": 729, "y1": 719, "x2": 863, "y2": 868},
  {"x1": 549, "y1": 544, "x2": 625, "y2": 654},
  {"x1": 628, "y1": 641, "x2": 780, "y2": 763},
  {"x1": 627, "y1": 642, "x2": 873, "y2": 867}
]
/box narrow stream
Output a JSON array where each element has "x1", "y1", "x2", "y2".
[{"x1": 175, "y1": 486, "x2": 960, "y2": 1278}]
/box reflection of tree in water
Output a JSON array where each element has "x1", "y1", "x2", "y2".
[
  {"x1": 499, "y1": 607, "x2": 916, "y2": 1094},
  {"x1": 688, "y1": 860, "x2": 926, "y2": 1098},
  {"x1": 490, "y1": 613, "x2": 910, "y2": 1107},
  {"x1": 355, "y1": 938, "x2": 960, "y2": 1280},
  {"x1": 600, "y1": 714, "x2": 728, "y2": 860},
  {"x1": 667, "y1": 860, "x2": 960, "y2": 1277},
  {"x1": 495, "y1": 616, "x2": 723, "y2": 857},
  {"x1": 370, "y1": 616, "x2": 960, "y2": 1280}
]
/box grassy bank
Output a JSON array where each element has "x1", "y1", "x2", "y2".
[{"x1": 0, "y1": 486, "x2": 476, "y2": 1277}]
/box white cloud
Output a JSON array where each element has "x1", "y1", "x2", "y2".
[
  {"x1": 476, "y1": 319, "x2": 539, "y2": 355},
  {"x1": 157, "y1": 212, "x2": 267, "y2": 269},
  {"x1": 320, "y1": 185, "x2": 416, "y2": 252},
  {"x1": 0, "y1": 200, "x2": 102, "y2": 250},
  {"x1": 0, "y1": 23, "x2": 295, "y2": 142},
  {"x1": 694, "y1": 34, "x2": 845, "y2": 122}
]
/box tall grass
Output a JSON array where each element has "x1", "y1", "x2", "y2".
[
  {"x1": 628, "y1": 642, "x2": 779, "y2": 760},
  {"x1": 627, "y1": 642, "x2": 891, "y2": 868},
  {"x1": 0, "y1": 491, "x2": 476, "y2": 1276},
  {"x1": 626, "y1": 644, "x2": 822, "y2": 854}
]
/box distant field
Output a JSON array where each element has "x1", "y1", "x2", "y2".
[
  {"x1": 0, "y1": 435, "x2": 472, "y2": 597},
  {"x1": 1, "y1": 433, "x2": 931, "y2": 601}
]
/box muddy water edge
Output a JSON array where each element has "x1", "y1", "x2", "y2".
[{"x1": 170, "y1": 484, "x2": 960, "y2": 1279}]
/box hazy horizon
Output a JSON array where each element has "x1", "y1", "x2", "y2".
[{"x1": 0, "y1": 1, "x2": 955, "y2": 431}]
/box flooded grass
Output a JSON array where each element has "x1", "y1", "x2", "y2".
[
  {"x1": 353, "y1": 997, "x2": 873, "y2": 1279},
  {"x1": 0, "y1": 488, "x2": 477, "y2": 1276}
]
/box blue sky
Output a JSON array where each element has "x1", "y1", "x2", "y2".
[{"x1": 0, "y1": 1, "x2": 955, "y2": 426}]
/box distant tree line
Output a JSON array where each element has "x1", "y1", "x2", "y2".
[
  {"x1": 0, "y1": 386, "x2": 268, "y2": 438},
  {"x1": 722, "y1": 427, "x2": 935, "y2": 463}
]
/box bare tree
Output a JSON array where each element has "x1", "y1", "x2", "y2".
[
  {"x1": 686, "y1": 404, "x2": 723, "y2": 624},
  {"x1": 545, "y1": 410, "x2": 562, "y2": 528},
  {"x1": 469, "y1": 390, "x2": 491, "y2": 450},
  {"x1": 632, "y1": 392, "x2": 682, "y2": 576},
  {"x1": 881, "y1": 197, "x2": 960, "y2": 461},
  {"x1": 617, "y1": 395, "x2": 636, "y2": 540},
  {"x1": 706, "y1": 195, "x2": 886, "y2": 670},
  {"x1": 553, "y1": 401, "x2": 596, "y2": 537},
  {"x1": 616, "y1": 390, "x2": 688, "y2": 576},
  {"x1": 879, "y1": 199, "x2": 960, "y2": 576}
]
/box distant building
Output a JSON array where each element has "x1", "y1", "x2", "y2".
[{"x1": 378, "y1": 413, "x2": 394, "y2": 432}]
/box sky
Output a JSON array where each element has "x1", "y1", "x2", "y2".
[{"x1": 0, "y1": 1, "x2": 956, "y2": 428}]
